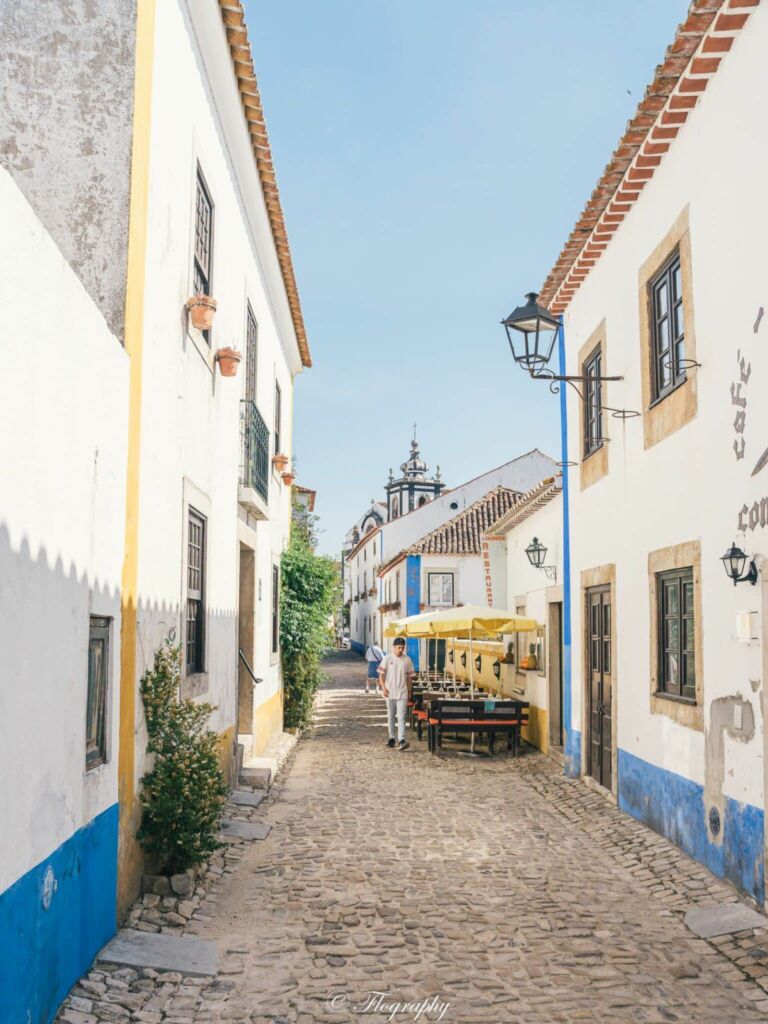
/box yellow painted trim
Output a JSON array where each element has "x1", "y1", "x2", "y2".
[
  {"x1": 217, "y1": 726, "x2": 237, "y2": 786},
  {"x1": 522, "y1": 705, "x2": 548, "y2": 754},
  {"x1": 252, "y1": 689, "x2": 284, "y2": 757},
  {"x1": 117, "y1": 0, "x2": 157, "y2": 921}
]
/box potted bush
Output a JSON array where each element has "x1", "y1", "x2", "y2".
[
  {"x1": 273, "y1": 453, "x2": 289, "y2": 472},
  {"x1": 214, "y1": 347, "x2": 241, "y2": 377},
  {"x1": 186, "y1": 294, "x2": 217, "y2": 331},
  {"x1": 282, "y1": 471, "x2": 295, "y2": 486}
]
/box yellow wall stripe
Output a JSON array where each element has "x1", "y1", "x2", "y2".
[{"x1": 117, "y1": 0, "x2": 157, "y2": 920}]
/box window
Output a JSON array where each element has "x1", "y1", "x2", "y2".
[
  {"x1": 245, "y1": 303, "x2": 258, "y2": 403},
  {"x1": 657, "y1": 567, "x2": 695, "y2": 701},
  {"x1": 392, "y1": 496, "x2": 399, "y2": 519},
  {"x1": 193, "y1": 167, "x2": 214, "y2": 343},
  {"x1": 650, "y1": 251, "x2": 685, "y2": 402},
  {"x1": 363, "y1": 571, "x2": 367, "y2": 591},
  {"x1": 428, "y1": 572, "x2": 454, "y2": 607},
  {"x1": 373, "y1": 541, "x2": 376, "y2": 556},
  {"x1": 583, "y1": 345, "x2": 603, "y2": 457},
  {"x1": 395, "y1": 572, "x2": 400, "y2": 604},
  {"x1": 271, "y1": 564, "x2": 280, "y2": 654},
  {"x1": 274, "y1": 382, "x2": 282, "y2": 456},
  {"x1": 86, "y1": 616, "x2": 110, "y2": 770},
  {"x1": 186, "y1": 509, "x2": 206, "y2": 674}
]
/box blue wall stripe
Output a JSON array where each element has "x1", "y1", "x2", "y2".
[
  {"x1": 618, "y1": 749, "x2": 764, "y2": 902},
  {"x1": 0, "y1": 802, "x2": 118, "y2": 1024},
  {"x1": 405, "y1": 554, "x2": 421, "y2": 669}
]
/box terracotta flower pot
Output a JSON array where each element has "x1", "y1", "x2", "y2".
[
  {"x1": 186, "y1": 294, "x2": 218, "y2": 331},
  {"x1": 214, "y1": 347, "x2": 241, "y2": 377},
  {"x1": 281, "y1": 472, "x2": 295, "y2": 486},
  {"x1": 273, "y1": 453, "x2": 289, "y2": 472}
]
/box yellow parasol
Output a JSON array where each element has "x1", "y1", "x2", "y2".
[{"x1": 386, "y1": 604, "x2": 538, "y2": 638}]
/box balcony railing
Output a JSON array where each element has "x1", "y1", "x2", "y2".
[{"x1": 240, "y1": 399, "x2": 270, "y2": 502}]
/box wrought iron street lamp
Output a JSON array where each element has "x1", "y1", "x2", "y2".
[
  {"x1": 525, "y1": 537, "x2": 557, "y2": 582},
  {"x1": 501, "y1": 292, "x2": 638, "y2": 421},
  {"x1": 474, "y1": 654, "x2": 482, "y2": 673},
  {"x1": 502, "y1": 292, "x2": 560, "y2": 372},
  {"x1": 492, "y1": 659, "x2": 501, "y2": 680},
  {"x1": 720, "y1": 541, "x2": 758, "y2": 586},
  {"x1": 460, "y1": 652, "x2": 467, "y2": 668}
]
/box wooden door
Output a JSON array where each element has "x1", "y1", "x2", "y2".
[{"x1": 587, "y1": 585, "x2": 612, "y2": 790}]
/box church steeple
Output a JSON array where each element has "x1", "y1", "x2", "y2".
[{"x1": 385, "y1": 428, "x2": 445, "y2": 519}]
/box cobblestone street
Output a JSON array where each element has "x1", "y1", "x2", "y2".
[{"x1": 61, "y1": 651, "x2": 768, "y2": 1024}]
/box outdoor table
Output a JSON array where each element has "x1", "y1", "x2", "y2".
[{"x1": 426, "y1": 697, "x2": 530, "y2": 756}]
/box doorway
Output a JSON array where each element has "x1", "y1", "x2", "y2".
[
  {"x1": 548, "y1": 601, "x2": 563, "y2": 750},
  {"x1": 586, "y1": 585, "x2": 612, "y2": 790},
  {"x1": 238, "y1": 545, "x2": 256, "y2": 741}
]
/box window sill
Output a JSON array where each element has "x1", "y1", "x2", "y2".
[
  {"x1": 648, "y1": 374, "x2": 687, "y2": 411},
  {"x1": 582, "y1": 441, "x2": 604, "y2": 462},
  {"x1": 650, "y1": 689, "x2": 702, "y2": 731},
  {"x1": 653, "y1": 690, "x2": 696, "y2": 706},
  {"x1": 181, "y1": 672, "x2": 209, "y2": 698}
]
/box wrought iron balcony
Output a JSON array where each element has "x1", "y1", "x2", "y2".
[{"x1": 239, "y1": 399, "x2": 270, "y2": 502}]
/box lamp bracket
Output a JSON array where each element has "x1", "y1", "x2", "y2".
[
  {"x1": 542, "y1": 566, "x2": 557, "y2": 582},
  {"x1": 736, "y1": 560, "x2": 759, "y2": 587},
  {"x1": 530, "y1": 369, "x2": 640, "y2": 418}
]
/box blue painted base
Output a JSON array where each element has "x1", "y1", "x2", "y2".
[
  {"x1": 618, "y1": 749, "x2": 764, "y2": 903},
  {"x1": 350, "y1": 640, "x2": 365, "y2": 655},
  {"x1": 0, "y1": 803, "x2": 118, "y2": 1024},
  {"x1": 564, "y1": 728, "x2": 582, "y2": 778}
]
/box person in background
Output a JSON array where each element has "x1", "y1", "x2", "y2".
[
  {"x1": 377, "y1": 637, "x2": 415, "y2": 751},
  {"x1": 364, "y1": 641, "x2": 385, "y2": 694}
]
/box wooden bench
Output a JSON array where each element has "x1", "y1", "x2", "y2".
[{"x1": 427, "y1": 699, "x2": 529, "y2": 756}]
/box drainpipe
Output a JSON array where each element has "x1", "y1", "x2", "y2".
[{"x1": 559, "y1": 318, "x2": 580, "y2": 778}]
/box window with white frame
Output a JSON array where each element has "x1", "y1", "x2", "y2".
[{"x1": 428, "y1": 572, "x2": 454, "y2": 607}]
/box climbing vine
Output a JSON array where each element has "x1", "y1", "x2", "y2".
[{"x1": 280, "y1": 506, "x2": 339, "y2": 729}]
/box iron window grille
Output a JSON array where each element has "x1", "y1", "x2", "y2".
[
  {"x1": 239, "y1": 399, "x2": 270, "y2": 501},
  {"x1": 274, "y1": 381, "x2": 282, "y2": 457},
  {"x1": 657, "y1": 567, "x2": 695, "y2": 702},
  {"x1": 650, "y1": 251, "x2": 685, "y2": 402},
  {"x1": 245, "y1": 303, "x2": 258, "y2": 403},
  {"x1": 583, "y1": 345, "x2": 604, "y2": 457},
  {"x1": 186, "y1": 508, "x2": 207, "y2": 674},
  {"x1": 271, "y1": 564, "x2": 280, "y2": 654},
  {"x1": 86, "y1": 616, "x2": 110, "y2": 770}
]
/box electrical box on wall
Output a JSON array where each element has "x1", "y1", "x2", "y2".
[{"x1": 735, "y1": 610, "x2": 757, "y2": 643}]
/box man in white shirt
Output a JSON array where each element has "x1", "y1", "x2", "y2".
[
  {"x1": 364, "y1": 642, "x2": 385, "y2": 695},
  {"x1": 377, "y1": 637, "x2": 415, "y2": 751}
]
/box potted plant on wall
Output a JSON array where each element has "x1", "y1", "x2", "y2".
[
  {"x1": 526, "y1": 643, "x2": 538, "y2": 671},
  {"x1": 214, "y1": 347, "x2": 241, "y2": 377},
  {"x1": 186, "y1": 294, "x2": 217, "y2": 331},
  {"x1": 273, "y1": 453, "x2": 289, "y2": 472}
]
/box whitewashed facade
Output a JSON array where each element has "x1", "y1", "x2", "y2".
[{"x1": 540, "y1": 0, "x2": 767, "y2": 901}]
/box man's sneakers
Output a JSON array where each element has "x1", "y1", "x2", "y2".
[
  {"x1": 398, "y1": 740, "x2": 409, "y2": 751},
  {"x1": 386, "y1": 738, "x2": 396, "y2": 748}
]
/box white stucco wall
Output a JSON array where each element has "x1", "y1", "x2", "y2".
[
  {"x1": 0, "y1": 169, "x2": 129, "y2": 889},
  {"x1": 133, "y1": 0, "x2": 299, "y2": 768},
  {"x1": 561, "y1": 4, "x2": 768, "y2": 810}
]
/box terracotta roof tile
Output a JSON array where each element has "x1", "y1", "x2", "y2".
[{"x1": 407, "y1": 486, "x2": 522, "y2": 556}]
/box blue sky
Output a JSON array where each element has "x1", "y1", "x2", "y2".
[{"x1": 245, "y1": 0, "x2": 687, "y2": 554}]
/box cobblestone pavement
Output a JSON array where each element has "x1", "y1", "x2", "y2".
[{"x1": 60, "y1": 651, "x2": 768, "y2": 1024}]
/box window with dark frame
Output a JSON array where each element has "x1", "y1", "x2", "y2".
[
  {"x1": 274, "y1": 381, "x2": 282, "y2": 457},
  {"x1": 656, "y1": 567, "x2": 695, "y2": 702},
  {"x1": 193, "y1": 167, "x2": 214, "y2": 343},
  {"x1": 245, "y1": 303, "x2": 258, "y2": 403},
  {"x1": 650, "y1": 251, "x2": 685, "y2": 402},
  {"x1": 583, "y1": 345, "x2": 603, "y2": 457},
  {"x1": 271, "y1": 564, "x2": 280, "y2": 654},
  {"x1": 86, "y1": 616, "x2": 110, "y2": 770},
  {"x1": 427, "y1": 572, "x2": 454, "y2": 607},
  {"x1": 186, "y1": 508, "x2": 206, "y2": 674}
]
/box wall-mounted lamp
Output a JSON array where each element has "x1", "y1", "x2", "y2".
[
  {"x1": 720, "y1": 541, "x2": 758, "y2": 587},
  {"x1": 474, "y1": 654, "x2": 482, "y2": 673},
  {"x1": 460, "y1": 652, "x2": 467, "y2": 668},
  {"x1": 492, "y1": 659, "x2": 501, "y2": 680},
  {"x1": 448, "y1": 649, "x2": 454, "y2": 663},
  {"x1": 525, "y1": 537, "x2": 557, "y2": 582}
]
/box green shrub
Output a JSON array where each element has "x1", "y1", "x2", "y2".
[
  {"x1": 281, "y1": 507, "x2": 339, "y2": 729},
  {"x1": 138, "y1": 642, "x2": 228, "y2": 875}
]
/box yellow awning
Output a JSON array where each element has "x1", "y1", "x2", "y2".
[{"x1": 384, "y1": 603, "x2": 539, "y2": 638}]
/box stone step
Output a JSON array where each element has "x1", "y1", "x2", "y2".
[
  {"x1": 684, "y1": 902, "x2": 768, "y2": 938},
  {"x1": 97, "y1": 928, "x2": 218, "y2": 976},
  {"x1": 220, "y1": 818, "x2": 271, "y2": 841},
  {"x1": 230, "y1": 788, "x2": 264, "y2": 808},
  {"x1": 239, "y1": 765, "x2": 272, "y2": 790}
]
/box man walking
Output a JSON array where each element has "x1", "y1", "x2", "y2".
[
  {"x1": 378, "y1": 637, "x2": 414, "y2": 751},
  {"x1": 364, "y1": 641, "x2": 385, "y2": 694}
]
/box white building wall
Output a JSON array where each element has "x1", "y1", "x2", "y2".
[
  {"x1": 0, "y1": 168, "x2": 128, "y2": 893},
  {"x1": 135, "y1": 0, "x2": 299, "y2": 771},
  {"x1": 560, "y1": 5, "x2": 767, "y2": 897}
]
